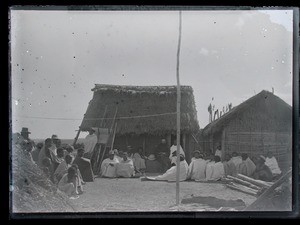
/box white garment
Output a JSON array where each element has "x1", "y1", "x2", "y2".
[
  {"x1": 210, "y1": 162, "x2": 225, "y2": 180},
  {"x1": 265, "y1": 156, "x2": 281, "y2": 175},
  {"x1": 100, "y1": 157, "x2": 119, "y2": 178},
  {"x1": 115, "y1": 159, "x2": 134, "y2": 178},
  {"x1": 187, "y1": 158, "x2": 207, "y2": 181},
  {"x1": 215, "y1": 149, "x2": 222, "y2": 158},
  {"x1": 205, "y1": 161, "x2": 215, "y2": 180},
  {"x1": 84, "y1": 134, "x2": 98, "y2": 154},
  {"x1": 154, "y1": 160, "x2": 188, "y2": 182},
  {"x1": 231, "y1": 156, "x2": 243, "y2": 168},
  {"x1": 169, "y1": 145, "x2": 185, "y2": 165}
]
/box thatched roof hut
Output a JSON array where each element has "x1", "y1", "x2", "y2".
[
  {"x1": 79, "y1": 84, "x2": 199, "y2": 161},
  {"x1": 80, "y1": 84, "x2": 199, "y2": 135},
  {"x1": 200, "y1": 90, "x2": 292, "y2": 171}
]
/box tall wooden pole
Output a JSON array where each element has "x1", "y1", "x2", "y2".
[{"x1": 176, "y1": 10, "x2": 182, "y2": 206}]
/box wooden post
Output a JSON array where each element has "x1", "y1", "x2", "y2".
[
  {"x1": 182, "y1": 133, "x2": 187, "y2": 161},
  {"x1": 143, "y1": 135, "x2": 146, "y2": 156},
  {"x1": 73, "y1": 128, "x2": 81, "y2": 146},
  {"x1": 175, "y1": 10, "x2": 182, "y2": 206}
]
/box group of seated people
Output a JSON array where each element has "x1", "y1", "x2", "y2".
[
  {"x1": 187, "y1": 150, "x2": 282, "y2": 182},
  {"x1": 16, "y1": 134, "x2": 95, "y2": 199}
]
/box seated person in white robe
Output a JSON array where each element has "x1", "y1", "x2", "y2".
[
  {"x1": 187, "y1": 151, "x2": 207, "y2": 181},
  {"x1": 231, "y1": 152, "x2": 243, "y2": 169},
  {"x1": 237, "y1": 153, "x2": 256, "y2": 177},
  {"x1": 169, "y1": 139, "x2": 185, "y2": 166},
  {"x1": 132, "y1": 147, "x2": 146, "y2": 174},
  {"x1": 147, "y1": 154, "x2": 188, "y2": 182},
  {"x1": 205, "y1": 154, "x2": 215, "y2": 180},
  {"x1": 208, "y1": 155, "x2": 225, "y2": 181},
  {"x1": 223, "y1": 153, "x2": 237, "y2": 177},
  {"x1": 115, "y1": 152, "x2": 135, "y2": 178},
  {"x1": 265, "y1": 151, "x2": 281, "y2": 176},
  {"x1": 100, "y1": 150, "x2": 119, "y2": 178}
]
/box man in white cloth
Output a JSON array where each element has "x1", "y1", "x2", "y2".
[
  {"x1": 215, "y1": 145, "x2": 222, "y2": 160},
  {"x1": 83, "y1": 128, "x2": 98, "y2": 159},
  {"x1": 237, "y1": 153, "x2": 256, "y2": 177},
  {"x1": 265, "y1": 151, "x2": 281, "y2": 177},
  {"x1": 231, "y1": 152, "x2": 243, "y2": 168},
  {"x1": 115, "y1": 152, "x2": 135, "y2": 178},
  {"x1": 100, "y1": 150, "x2": 120, "y2": 178},
  {"x1": 169, "y1": 139, "x2": 185, "y2": 166},
  {"x1": 208, "y1": 155, "x2": 225, "y2": 181},
  {"x1": 205, "y1": 154, "x2": 215, "y2": 180},
  {"x1": 187, "y1": 151, "x2": 207, "y2": 181},
  {"x1": 146, "y1": 154, "x2": 188, "y2": 182}
]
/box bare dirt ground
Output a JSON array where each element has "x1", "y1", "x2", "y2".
[{"x1": 69, "y1": 176, "x2": 257, "y2": 212}]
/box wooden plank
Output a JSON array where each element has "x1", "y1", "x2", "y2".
[
  {"x1": 226, "y1": 184, "x2": 258, "y2": 196},
  {"x1": 236, "y1": 174, "x2": 273, "y2": 188},
  {"x1": 227, "y1": 175, "x2": 261, "y2": 190},
  {"x1": 243, "y1": 169, "x2": 292, "y2": 211}
]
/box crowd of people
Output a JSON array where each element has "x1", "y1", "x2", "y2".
[
  {"x1": 13, "y1": 128, "x2": 95, "y2": 199},
  {"x1": 13, "y1": 127, "x2": 283, "y2": 198}
]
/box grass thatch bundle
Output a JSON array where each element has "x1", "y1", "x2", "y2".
[
  {"x1": 80, "y1": 84, "x2": 199, "y2": 136},
  {"x1": 11, "y1": 144, "x2": 76, "y2": 213}
]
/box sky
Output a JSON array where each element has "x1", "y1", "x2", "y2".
[{"x1": 10, "y1": 9, "x2": 294, "y2": 139}]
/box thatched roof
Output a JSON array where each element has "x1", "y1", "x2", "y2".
[
  {"x1": 80, "y1": 84, "x2": 199, "y2": 135},
  {"x1": 202, "y1": 90, "x2": 292, "y2": 136}
]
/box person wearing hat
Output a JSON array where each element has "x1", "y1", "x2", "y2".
[
  {"x1": 115, "y1": 152, "x2": 135, "y2": 178},
  {"x1": 100, "y1": 150, "x2": 120, "y2": 178},
  {"x1": 83, "y1": 128, "x2": 98, "y2": 159},
  {"x1": 146, "y1": 154, "x2": 188, "y2": 182},
  {"x1": 187, "y1": 151, "x2": 207, "y2": 181},
  {"x1": 20, "y1": 127, "x2": 31, "y2": 141},
  {"x1": 145, "y1": 154, "x2": 162, "y2": 173},
  {"x1": 252, "y1": 155, "x2": 273, "y2": 182}
]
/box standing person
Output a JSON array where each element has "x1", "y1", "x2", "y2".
[
  {"x1": 169, "y1": 139, "x2": 185, "y2": 166},
  {"x1": 72, "y1": 148, "x2": 94, "y2": 182},
  {"x1": 100, "y1": 150, "x2": 119, "y2": 178},
  {"x1": 237, "y1": 153, "x2": 256, "y2": 177},
  {"x1": 83, "y1": 128, "x2": 98, "y2": 159},
  {"x1": 187, "y1": 151, "x2": 207, "y2": 181},
  {"x1": 115, "y1": 152, "x2": 135, "y2": 178},
  {"x1": 51, "y1": 135, "x2": 60, "y2": 155},
  {"x1": 20, "y1": 127, "x2": 31, "y2": 141},
  {"x1": 265, "y1": 151, "x2": 281, "y2": 177},
  {"x1": 223, "y1": 153, "x2": 237, "y2": 177},
  {"x1": 32, "y1": 142, "x2": 43, "y2": 163},
  {"x1": 37, "y1": 138, "x2": 53, "y2": 167},
  {"x1": 156, "y1": 139, "x2": 170, "y2": 173}
]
